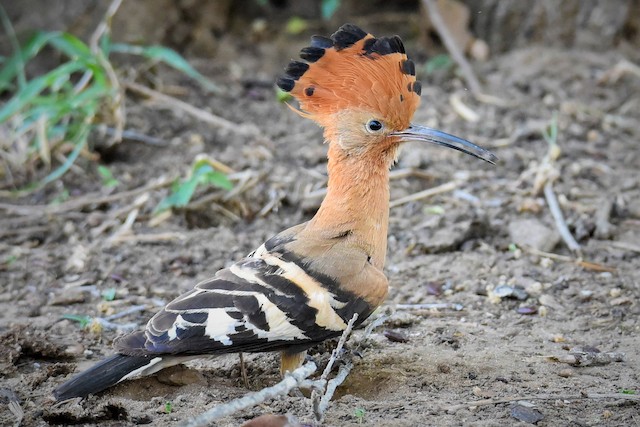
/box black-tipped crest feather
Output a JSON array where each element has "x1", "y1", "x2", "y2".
[
  {"x1": 284, "y1": 61, "x2": 309, "y2": 80},
  {"x1": 331, "y1": 23, "x2": 367, "y2": 50}
]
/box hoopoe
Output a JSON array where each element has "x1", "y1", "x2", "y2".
[{"x1": 53, "y1": 23, "x2": 496, "y2": 401}]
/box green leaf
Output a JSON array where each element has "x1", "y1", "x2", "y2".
[
  {"x1": 62, "y1": 314, "x2": 93, "y2": 328},
  {"x1": 321, "y1": 0, "x2": 341, "y2": 20},
  {"x1": 425, "y1": 54, "x2": 453, "y2": 75},
  {"x1": 424, "y1": 205, "x2": 445, "y2": 215},
  {"x1": 154, "y1": 161, "x2": 233, "y2": 214},
  {"x1": 0, "y1": 61, "x2": 85, "y2": 122},
  {"x1": 97, "y1": 165, "x2": 119, "y2": 188},
  {"x1": 0, "y1": 31, "x2": 61, "y2": 91},
  {"x1": 164, "y1": 401, "x2": 173, "y2": 414},
  {"x1": 48, "y1": 33, "x2": 96, "y2": 63},
  {"x1": 102, "y1": 288, "x2": 117, "y2": 301},
  {"x1": 37, "y1": 122, "x2": 90, "y2": 187},
  {"x1": 620, "y1": 389, "x2": 636, "y2": 395},
  {"x1": 276, "y1": 87, "x2": 293, "y2": 103},
  {"x1": 285, "y1": 17, "x2": 308, "y2": 35}
]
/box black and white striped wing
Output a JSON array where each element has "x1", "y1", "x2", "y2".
[{"x1": 115, "y1": 237, "x2": 370, "y2": 357}]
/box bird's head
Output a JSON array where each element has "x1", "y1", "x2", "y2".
[{"x1": 277, "y1": 24, "x2": 496, "y2": 165}]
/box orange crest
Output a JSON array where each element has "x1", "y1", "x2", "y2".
[{"x1": 277, "y1": 24, "x2": 421, "y2": 131}]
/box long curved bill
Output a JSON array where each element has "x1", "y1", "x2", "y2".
[{"x1": 392, "y1": 124, "x2": 497, "y2": 164}]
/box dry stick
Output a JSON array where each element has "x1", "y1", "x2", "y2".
[
  {"x1": 520, "y1": 245, "x2": 615, "y2": 272},
  {"x1": 312, "y1": 313, "x2": 359, "y2": 421},
  {"x1": 0, "y1": 176, "x2": 172, "y2": 216},
  {"x1": 610, "y1": 240, "x2": 640, "y2": 254},
  {"x1": 124, "y1": 81, "x2": 261, "y2": 139},
  {"x1": 396, "y1": 303, "x2": 464, "y2": 311},
  {"x1": 316, "y1": 362, "x2": 353, "y2": 418},
  {"x1": 89, "y1": 0, "x2": 125, "y2": 145},
  {"x1": 239, "y1": 352, "x2": 250, "y2": 389},
  {"x1": 183, "y1": 361, "x2": 317, "y2": 427},
  {"x1": 422, "y1": 0, "x2": 482, "y2": 96},
  {"x1": 445, "y1": 392, "x2": 640, "y2": 414},
  {"x1": 543, "y1": 182, "x2": 581, "y2": 253},
  {"x1": 389, "y1": 180, "x2": 460, "y2": 208}
]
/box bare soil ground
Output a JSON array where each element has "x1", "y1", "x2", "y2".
[{"x1": 1, "y1": 38, "x2": 639, "y2": 426}]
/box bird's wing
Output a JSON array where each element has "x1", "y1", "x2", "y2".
[{"x1": 115, "y1": 225, "x2": 373, "y2": 357}]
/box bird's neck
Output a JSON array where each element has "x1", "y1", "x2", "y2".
[{"x1": 308, "y1": 143, "x2": 391, "y2": 269}]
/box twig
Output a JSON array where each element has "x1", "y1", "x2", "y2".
[
  {"x1": 422, "y1": 0, "x2": 482, "y2": 95},
  {"x1": 93, "y1": 318, "x2": 138, "y2": 332},
  {"x1": 316, "y1": 361, "x2": 353, "y2": 417},
  {"x1": 124, "y1": 81, "x2": 262, "y2": 139},
  {"x1": 449, "y1": 93, "x2": 480, "y2": 122},
  {"x1": 104, "y1": 304, "x2": 146, "y2": 321},
  {"x1": 0, "y1": 176, "x2": 172, "y2": 216},
  {"x1": 106, "y1": 231, "x2": 186, "y2": 244},
  {"x1": 183, "y1": 361, "x2": 317, "y2": 427},
  {"x1": 610, "y1": 240, "x2": 640, "y2": 254},
  {"x1": 321, "y1": 314, "x2": 358, "y2": 381},
  {"x1": 89, "y1": 0, "x2": 125, "y2": 145},
  {"x1": 239, "y1": 352, "x2": 249, "y2": 388},
  {"x1": 544, "y1": 182, "x2": 581, "y2": 254},
  {"x1": 445, "y1": 392, "x2": 640, "y2": 414},
  {"x1": 390, "y1": 180, "x2": 460, "y2": 208},
  {"x1": 312, "y1": 313, "x2": 359, "y2": 421},
  {"x1": 396, "y1": 303, "x2": 464, "y2": 311},
  {"x1": 520, "y1": 245, "x2": 616, "y2": 272},
  {"x1": 102, "y1": 126, "x2": 168, "y2": 146}
]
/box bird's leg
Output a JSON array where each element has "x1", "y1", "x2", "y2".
[
  {"x1": 280, "y1": 350, "x2": 307, "y2": 377},
  {"x1": 239, "y1": 352, "x2": 249, "y2": 388}
]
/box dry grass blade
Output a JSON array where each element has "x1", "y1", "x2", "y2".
[
  {"x1": 89, "y1": 0, "x2": 125, "y2": 146},
  {"x1": 422, "y1": 0, "x2": 482, "y2": 95},
  {"x1": 124, "y1": 81, "x2": 263, "y2": 140},
  {"x1": 390, "y1": 180, "x2": 460, "y2": 208},
  {"x1": 0, "y1": 176, "x2": 172, "y2": 216}
]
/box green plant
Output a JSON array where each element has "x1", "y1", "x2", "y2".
[
  {"x1": 0, "y1": 5, "x2": 218, "y2": 194},
  {"x1": 62, "y1": 314, "x2": 93, "y2": 328},
  {"x1": 164, "y1": 401, "x2": 173, "y2": 414},
  {"x1": 97, "y1": 165, "x2": 119, "y2": 188},
  {"x1": 101, "y1": 288, "x2": 117, "y2": 301},
  {"x1": 154, "y1": 156, "x2": 233, "y2": 214},
  {"x1": 354, "y1": 408, "x2": 365, "y2": 424},
  {"x1": 424, "y1": 53, "x2": 453, "y2": 75}
]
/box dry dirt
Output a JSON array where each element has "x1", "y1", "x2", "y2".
[{"x1": 1, "y1": 35, "x2": 640, "y2": 427}]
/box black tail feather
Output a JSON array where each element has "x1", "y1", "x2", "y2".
[{"x1": 53, "y1": 354, "x2": 153, "y2": 401}]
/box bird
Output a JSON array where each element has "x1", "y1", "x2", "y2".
[{"x1": 53, "y1": 23, "x2": 496, "y2": 401}]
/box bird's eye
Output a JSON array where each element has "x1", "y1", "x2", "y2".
[{"x1": 366, "y1": 119, "x2": 384, "y2": 133}]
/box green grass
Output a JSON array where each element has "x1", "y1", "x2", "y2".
[
  {"x1": 154, "y1": 156, "x2": 233, "y2": 214},
  {"x1": 0, "y1": 6, "x2": 220, "y2": 195}
]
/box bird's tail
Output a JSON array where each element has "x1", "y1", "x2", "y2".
[{"x1": 53, "y1": 354, "x2": 154, "y2": 401}]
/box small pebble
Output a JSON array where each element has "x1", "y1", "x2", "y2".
[
  {"x1": 609, "y1": 287, "x2": 622, "y2": 298},
  {"x1": 558, "y1": 369, "x2": 573, "y2": 378},
  {"x1": 437, "y1": 363, "x2": 450, "y2": 374},
  {"x1": 383, "y1": 330, "x2": 409, "y2": 343},
  {"x1": 65, "y1": 344, "x2": 85, "y2": 355},
  {"x1": 517, "y1": 306, "x2": 538, "y2": 315},
  {"x1": 511, "y1": 404, "x2": 544, "y2": 424}
]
